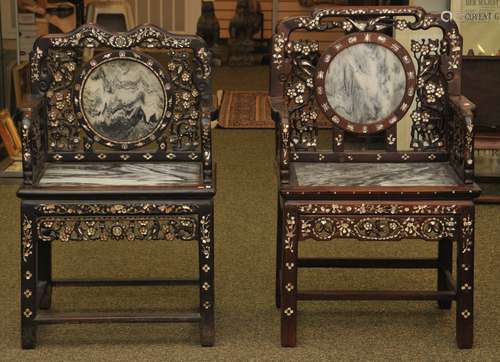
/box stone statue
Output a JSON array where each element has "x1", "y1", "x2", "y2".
[
  {"x1": 229, "y1": 0, "x2": 262, "y2": 52},
  {"x1": 196, "y1": 1, "x2": 220, "y2": 48}
]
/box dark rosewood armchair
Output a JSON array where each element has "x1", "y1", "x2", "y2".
[
  {"x1": 270, "y1": 7, "x2": 480, "y2": 348},
  {"x1": 19, "y1": 24, "x2": 216, "y2": 348}
]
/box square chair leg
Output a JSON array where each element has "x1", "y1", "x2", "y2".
[
  {"x1": 20, "y1": 212, "x2": 37, "y2": 349},
  {"x1": 456, "y1": 211, "x2": 475, "y2": 349},
  {"x1": 199, "y1": 207, "x2": 215, "y2": 346},
  {"x1": 280, "y1": 211, "x2": 298, "y2": 347},
  {"x1": 437, "y1": 238, "x2": 452, "y2": 309}
]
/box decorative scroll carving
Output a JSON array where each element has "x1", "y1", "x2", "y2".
[
  {"x1": 301, "y1": 215, "x2": 456, "y2": 241},
  {"x1": 293, "y1": 8, "x2": 441, "y2": 34},
  {"x1": 36, "y1": 203, "x2": 197, "y2": 215},
  {"x1": 284, "y1": 40, "x2": 320, "y2": 149},
  {"x1": 50, "y1": 25, "x2": 191, "y2": 54},
  {"x1": 37, "y1": 216, "x2": 197, "y2": 242},
  {"x1": 410, "y1": 39, "x2": 447, "y2": 150}
]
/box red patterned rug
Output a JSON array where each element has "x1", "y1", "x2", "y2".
[{"x1": 218, "y1": 91, "x2": 331, "y2": 129}]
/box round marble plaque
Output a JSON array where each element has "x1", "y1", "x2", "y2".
[
  {"x1": 315, "y1": 33, "x2": 416, "y2": 134},
  {"x1": 75, "y1": 51, "x2": 172, "y2": 149}
]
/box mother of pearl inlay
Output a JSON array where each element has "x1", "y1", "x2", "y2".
[
  {"x1": 324, "y1": 43, "x2": 406, "y2": 124},
  {"x1": 81, "y1": 58, "x2": 166, "y2": 143}
]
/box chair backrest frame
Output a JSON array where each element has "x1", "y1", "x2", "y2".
[
  {"x1": 28, "y1": 23, "x2": 213, "y2": 184},
  {"x1": 270, "y1": 6, "x2": 472, "y2": 185}
]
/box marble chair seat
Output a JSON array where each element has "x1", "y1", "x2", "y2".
[
  {"x1": 290, "y1": 162, "x2": 463, "y2": 187},
  {"x1": 36, "y1": 162, "x2": 203, "y2": 188}
]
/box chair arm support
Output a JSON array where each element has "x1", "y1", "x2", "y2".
[
  {"x1": 20, "y1": 100, "x2": 45, "y2": 185},
  {"x1": 201, "y1": 106, "x2": 217, "y2": 184},
  {"x1": 450, "y1": 95, "x2": 475, "y2": 119},
  {"x1": 449, "y1": 95, "x2": 475, "y2": 184},
  {"x1": 270, "y1": 97, "x2": 290, "y2": 183}
]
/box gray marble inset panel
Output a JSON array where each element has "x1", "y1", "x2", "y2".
[
  {"x1": 325, "y1": 43, "x2": 406, "y2": 124},
  {"x1": 82, "y1": 59, "x2": 165, "y2": 142},
  {"x1": 292, "y1": 162, "x2": 462, "y2": 187},
  {"x1": 39, "y1": 162, "x2": 201, "y2": 187}
]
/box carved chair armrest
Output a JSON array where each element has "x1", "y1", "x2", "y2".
[
  {"x1": 201, "y1": 105, "x2": 218, "y2": 184},
  {"x1": 20, "y1": 100, "x2": 46, "y2": 185},
  {"x1": 449, "y1": 95, "x2": 476, "y2": 184},
  {"x1": 270, "y1": 97, "x2": 291, "y2": 183}
]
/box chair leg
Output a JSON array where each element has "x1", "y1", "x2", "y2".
[
  {"x1": 281, "y1": 211, "x2": 298, "y2": 347},
  {"x1": 437, "y1": 238, "x2": 452, "y2": 309},
  {"x1": 38, "y1": 241, "x2": 52, "y2": 310},
  {"x1": 20, "y1": 212, "x2": 37, "y2": 349},
  {"x1": 456, "y1": 211, "x2": 474, "y2": 349},
  {"x1": 276, "y1": 197, "x2": 283, "y2": 309},
  {"x1": 199, "y1": 205, "x2": 215, "y2": 347}
]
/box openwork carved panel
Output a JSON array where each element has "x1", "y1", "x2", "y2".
[
  {"x1": 30, "y1": 24, "x2": 212, "y2": 162},
  {"x1": 301, "y1": 215, "x2": 457, "y2": 241},
  {"x1": 283, "y1": 40, "x2": 320, "y2": 149},
  {"x1": 409, "y1": 39, "x2": 447, "y2": 150},
  {"x1": 44, "y1": 49, "x2": 80, "y2": 152},
  {"x1": 33, "y1": 203, "x2": 199, "y2": 242},
  {"x1": 272, "y1": 6, "x2": 462, "y2": 159},
  {"x1": 36, "y1": 216, "x2": 197, "y2": 242},
  {"x1": 294, "y1": 202, "x2": 461, "y2": 242}
]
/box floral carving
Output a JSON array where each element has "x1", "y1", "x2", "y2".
[
  {"x1": 301, "y1": 216, "x2": 456, "y2": 241},
  {"x1": 284, "y1": 213, "x2": 297, "y2": 253},
  {"x1": 297, "y1": 203, "x2": 457, "y2": 215},
  {"x1": 410, "y1": 38, "x2": 446, "y2": 151},
  {"x1": 272, "y1": 7, "x2": 461, "y2": 159},
  {"x1": 30, "y1": 23, "x2": 212, "y2": 160},
  {"x1": 36, "y1": 203, "x2": 197, "y2": 215},
  {"x1": 22, "y1": 216, "x2": 33, "y2": 263},
  {"x1": 301, "y1": 216, "x2": 335, "y2": 240},
  {"x1": 200, "y1": 215, "x2": 212, "y2": 259},
  {"x1": 37, "y1": 216, "x2": 197, "y2": 242},
  {"x1": 284, "y1": 40, "x2": 320, "y2": 149},
  {"x1": 461, "y1": 215, "x2": 473, "y2": 254}
]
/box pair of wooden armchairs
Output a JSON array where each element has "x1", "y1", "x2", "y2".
[{"x1": 19, "y1": 5, "x2": 478, "y2": 350}]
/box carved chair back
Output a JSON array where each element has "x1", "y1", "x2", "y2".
[
  {"x1": 270, "y1": 7, "x2": 473, "y2": 184},
  {"x1": 27, "y1": 24, "x2": 213, "y2": 184}
]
